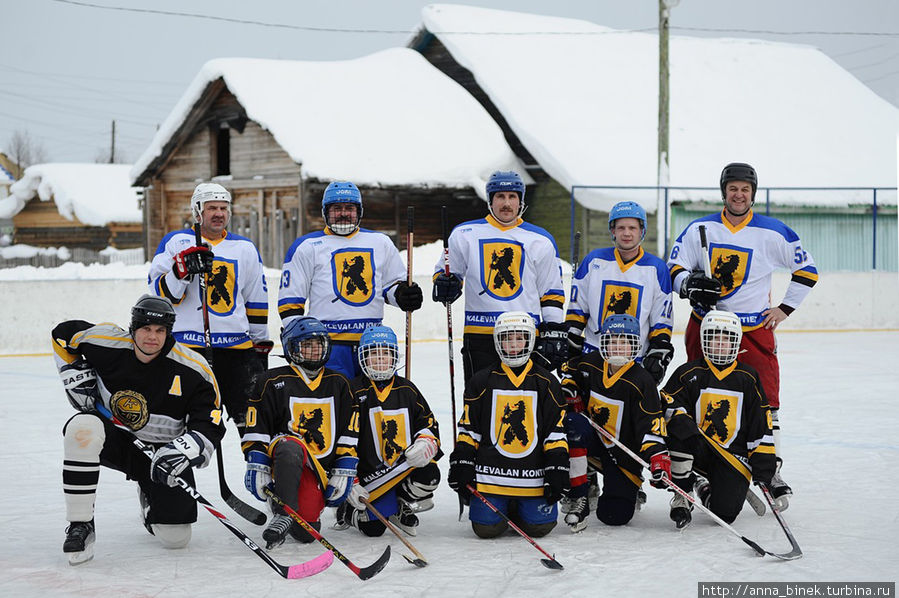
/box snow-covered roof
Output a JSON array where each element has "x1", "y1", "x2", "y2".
[
  {"x1": 0, "y1": 163, "x2": 142, "y2": 225},
  {"x1": 420, "y1": 4, "x2": 899, "y2": 211},
  {"x1": 131, "y1": 48, "x2": 526, "y2": 196}
]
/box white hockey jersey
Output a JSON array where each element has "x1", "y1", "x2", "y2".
[
  {"x1": 435, "y1": 215, "x2": 564, "y2": 335},
  {"x1": 278, "y1": 228, "x2": 406, "y2": 342},
  {"x1": 667, "y1": 210, "x2": 818, "y2": 329},
  {"x1": 148, "y1": 229, "x2": 270, "y2": 349},
  {"x1": 566, "y1": 247, "x2": 673, "y2": 354}
]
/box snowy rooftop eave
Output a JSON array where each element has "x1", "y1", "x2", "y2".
[
  {"x1": 130, "y1": 48, "x2": 528, "y2": 198},
  {"x1": 419, "y1": 4, "x2": 899, "y2": 212}
]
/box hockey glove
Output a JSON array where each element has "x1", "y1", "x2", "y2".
[
  {"x1": 404, "y1": 435, "x2": 439, "y2": 468},
  {"x1": 642, "y1": 338, "x2": 674, "y2": 384},
  {"x1": 347, "y1": 481, "x2": 370, "y2": 510},
  {"x1": 150, "y1": 431, "x2": 208, "y2": 487},
  {"x1": 535, "y1": 321, "x2": 569, "y2": 370},
  {"x1": 543, "y1": 464, "x2": 570, "y2": 505},
  {"x1": 324, "y1": 456, "x2": 358, "y2": 507},
  {"x1": 432, "y1": 272, "x2": 463, "y2": 304},
  {"x1": 244, "y1": 450, "x2": 272, "y2": 502},
  {"x1": 394, "y1": 281, "x2": 423, "y2": 312},
  {"x1": 173, "y1": 245, "x2": 214, "y2": 280},
  {"x1": 649, "y1": 452, "x2": 672, "y2": 489},
  {"x1": 680, "y1": 271, "x2": 721, "y2": 310},
  {"x1": 59, "y1": 359, "x2": 101, "y2": 412},
  {"x1": 567, "y1": 330, "x2": 585, "y2": 359},
  {"x1": 447, "y1": 451, "x2": 476, "y2": 504}
]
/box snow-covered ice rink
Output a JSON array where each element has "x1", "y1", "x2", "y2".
[{"x1": 1, "y1": 330, "x2": 896, "y2": 597}]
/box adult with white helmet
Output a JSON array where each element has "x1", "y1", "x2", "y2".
[
  {"x1": 279, "y1": 182, "x2": 423, "y2": 379},
  {"x1": 52, "y1": 295, "x2": 224, "y2": 564},
  {"x1": 148, "y1": 182, "x2": 271, "y2": 442},
  {"x1": 667, "y1": 162, "x2": 818, "y2": 507},
  {"x1": 660, "y1": 310, "x2": 777, "y2": 529},
  {"x1": 432, "y1": 171, "x2": 568, "y2": 382},
  {"x1": 448, "y1": 311, "x2": 569, "y2": 540}
]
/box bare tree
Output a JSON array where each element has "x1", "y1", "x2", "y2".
[{"x1": 5, "y1": 129, "x2": 49, "y2": 179}]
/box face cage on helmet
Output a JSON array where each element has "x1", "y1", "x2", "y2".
[
  {"x1": 493, "y1": 327, "x2": 535, "y2": 368},
  {"x1": 599, "y1": 332, "x2": 641, "y2": 367},
  {"x1": 359, "y1": 341, "x2": 398, "y2": 381},
  {"x1": 323, "y1": 203, "x2": 363, "y2": 236},
  {"x1": 701, "y1": 328, "x2": 741, "y2": 366},
  {"x1": 286, "y1": 333, "x2": 330, "y2": 371}
]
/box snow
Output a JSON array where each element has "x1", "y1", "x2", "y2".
[
  {"x1": 0, "y1": 163, "x2": 142, "y2": 226},
  {"x1": 130, "y1": 48, "x2": 526, "y2": 197},
  {"x1": 1, "y1": 331, "x2": 896, "y2": 596},
  {"x1": 421, "y1": 4, "x2": 899, "y2": 212}
]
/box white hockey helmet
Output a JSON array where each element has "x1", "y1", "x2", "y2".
[
  {"x1": 190, "y1": 183, "x2": 232, "y2": 224},
  {"x1": 700, "y1": 310, "x2": 743, "y2": 366},
  {"x1": 493, "y1": 311, "x2": 536, "y2": 368}
]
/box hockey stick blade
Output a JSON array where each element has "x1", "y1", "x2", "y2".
[
  {"x1": 541, "y1": 557, "x2": 564, "y2": 571},
  {"x1": 756, "y1": 483, "x2": 803, "y2": 561},
  {"x1": 217, "y1": 449, "x2": 267, "y2": 525},
  {"x1": 361, "y1": 497, "x2": 428, "y2": 568},
  {"x1": 745, "y1": 488, "x2": 766, "y2": 516},
  {"x1": 94, "y1": 404, "x2": 333, "y2": 579}
]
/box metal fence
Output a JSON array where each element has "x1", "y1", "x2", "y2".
[{"x1": 570, "y1": 186, "x2": 897, "y2": 271}]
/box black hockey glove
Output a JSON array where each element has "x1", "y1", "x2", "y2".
[
  {"x1": 432, "y1": 272, "x2": 463, "y2": 304},
  {"x1": 535, "y1": 321, "x2": 569, "y2": 370},
  {"x1": 642, "y1": 337, "x2": 674, "y2": 384},
  {"x1": 543, "y1": 464, "x2": 570, "y2": 505},
  {"x1": 567, "y1": 330, "x2": 585, "y2": 359},
  {"x1": 448, "y1": 451, "x2": 475, "y2": 505},
  {"x1": 150, "y1": 431, "x2": 207, "y2": 487},
  {"x1": 59, "y1": 358, "x2": 101, "y2": 412},
  {"x1": 680, "y1": 271, "x2": 721, "y2": 310},
  {"x1": 173, "y1": 245, "x2": 214, "y2": 280},
  {"x1": 394, "y1": 281, "x2": 423, "y2": 312}
]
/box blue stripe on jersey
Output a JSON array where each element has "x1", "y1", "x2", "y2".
[
  {"x1": 153, "y1": 229, "x2": 191, "y2": 256},
  {"x1": 575, "y1": 247, "x2": 616, "y2": 279},
  {"x1": 282, "y1": 231, "x2": 327, "y2": 263},
  {"x1": 278, "y1": 295, "x2": 305, "y2": 307},
  {"x1": 636, "y1": 251, "x2": 674, "y2": 293},
  {"x1": 518, "y1": 221, "x2": 560, "y2": 256},
  {"x1": 245, "y1": 301, "x2": 267, "y2": 310},
  {"x1": 673, "y1": 213, "x2": 721, "y2": 243},
  {"x1": 746, "y1": 213, "x2": 800, "y2": 242}
]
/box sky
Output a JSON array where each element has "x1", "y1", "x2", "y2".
[{"x1": 2, "y1": 0, "x2": 898, "y2": 165}]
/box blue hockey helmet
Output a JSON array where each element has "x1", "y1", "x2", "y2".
[
  {"x1": 486, "y1": 171, "x2": 526, "y2": 220},
  {"x1": 281, "y1": 316, "x2": 331, "y2": 371},
  {"x1": 720, "y1": 162, "x2": 757, "y2": 201},
  {"x1": 358, "y1": 325, "x2": 399, "y2": 381},
  {"x1": 598, "y1": 314, "x2": 642, "y2": 366},
  {"x1": 322, "y1": 181, "x2": 363, "y2": 235},
  {"x1": 608, "y1": 201, "x2": 647, "y2": 241}
]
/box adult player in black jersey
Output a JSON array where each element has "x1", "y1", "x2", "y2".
[
  {"x1": 53, "y1": 295, "x2": 224, "y2": 565},
  {"x1": 560, "y1": 314, "x2": 670, "y2": 532},
  {"x1": 335, "y1": 325, "x2": 442, "y2": 537},
  {"x1": 661, "y1": 310, "x2": 776, "y2": 528},
  {"x1": 448, "y1": 311, "x2": 569, "y2": 539},
  {"x1": 242, "y1": 316, "x2": 359, "y2": 548}
]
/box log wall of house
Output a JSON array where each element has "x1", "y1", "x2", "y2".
[{"x1": 11, "y1": 198, "x2": 122, "y2": 250}]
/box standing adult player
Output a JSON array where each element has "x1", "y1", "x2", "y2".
[
  {"x1": 242, "y1": 317, "x2": 358, "y2": 548},
  {"x1": 432, "y1": 171, "x2": 568, "y2": 381},
  {"x1": 53, "y1": 295, "x2": 224, "y2": 564},
  {"x1": 279, "y1": 182, "x2": 423, "y2": 379},
  {"x1": 447, "y1": 312, "x2": 569, "y2": 539},
  {"x1": 660, "y1": 310, "x2": 776, "y2": 528},
  {"x1": 148, "y1": 182, "x2": 271, "y2": 439},
  {"x1": 336, "y1": 326, "x2": 442, "y2": 537},
  {"x1": 566, "y1": 201, "x2": 675, "y2": 384},
  {"x1": 667, "y1": 162, "x2": 817, "y2": 508}
]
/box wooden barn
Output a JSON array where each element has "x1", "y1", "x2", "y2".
[
  {"x1": 130, "y1": 49, "x2": 525, "y2": 267},
  {"x1": 0, "y1": 163, "x2": 142, "y2": 250}
]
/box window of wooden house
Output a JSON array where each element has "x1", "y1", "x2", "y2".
[{"x1": 215, "y1": 123, "x2": 230, "y2": 176}]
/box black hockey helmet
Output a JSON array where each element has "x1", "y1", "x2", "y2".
[
  {"x1": 130, "y1": 294, "x2": 176, "y2": 334},
  {"x1": 720, "y1": 162, "x2": 757, "y2": 201}
]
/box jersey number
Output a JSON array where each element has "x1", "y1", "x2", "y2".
[{"x1": 793, "y1": 246, "x2": 808, "y2": 265}]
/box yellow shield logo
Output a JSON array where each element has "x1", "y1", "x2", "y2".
[
  {"x1": 599, "y1": 281, "x2": 641, "y2": 323},
  {"x1": 290, "y1": 397, "x2": 335, "y2": 457},
  {"x1": 710, "y1": 245, "x2": 752, "y2": 298},
  {"x1": 205, "y1": 258, "x2": 237, "y2": 316},
  {"x1": 479, "y1": 239, "x2": 524, "y2": 300},
  {"x1": 697, "y1": 389, "x2": 742, "y2": 448},
  {"x1": 586, "y1": 392, "x2": 624, "y2": 449},
  {"x1": 369, "y1": 408, "x2": 410, "y2": 465},
  {"x1": 332, "y1": 249, "x2": 375, "y2": 306},
  {"x1": 491, "y1": 390, "x2": 537, "y2": 458}
]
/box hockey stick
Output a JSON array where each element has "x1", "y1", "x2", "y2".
[
  {"x1": 755, "y1": 482, "x2": 803, "y2": 560},
  {"x1": 264, "y1": 488, "x2": 391, "y2": 580},
  {"x1": 361, "y1": 496, "x2": 428, "y2": 568},
  {"x1": 94, "y1": 403, "x2": 333, "y2": 578},
  {"x1": 405, "y1": 206, "x2": 414, "y2": 378},
  {"x1": 577, "y1": 413, "x2": 790, "y2": 560},
  {"x1": 745, "y1": 487, "x2": 766, "y2": 516},
  {"x1": 193, "y1": 224, "x2": 267, "y2": 526},
  {"x1": 440, "y1": 206, "x2": 458, "y2": 441},
  {"x1": 466, "y1": 485, "x2": 563, "y2": 570}
]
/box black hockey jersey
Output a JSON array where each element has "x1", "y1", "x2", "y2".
[
  {"x1": 457, "y1": 359, "x2": 568, "y2": 498},
  {"x1": 661, "y1": 358, "x2": 776, "y2": 482},
  {"x1": 243, "y1": 365, "x2": 358, "y2": 488},
  {"x1": 51, "y1": 320, "x2": 225, "y2": 458},
  {"x1": 350, "y1": 375, "x2": 442, "y2": 501},
  {"x1": 560, "y1": 355, "x2": 667, "y2": 485}
]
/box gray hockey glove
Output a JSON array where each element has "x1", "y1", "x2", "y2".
[
  {"x1": 60, "y1": 359, "x2": 101, "y2": 412},
  {"x1": 150, "y1": 431, "x2": 208, "y2": 487}
]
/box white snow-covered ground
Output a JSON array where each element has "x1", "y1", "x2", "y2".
[{"x1": 1, "y1": 330, "x2": 897, "y2": 597}]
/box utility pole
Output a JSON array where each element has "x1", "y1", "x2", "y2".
[
  {"x1": 109, "y1": 119, "x2": 116, "y2": 164},
  {"x1": 657, "y1": 0, "x2": 678, "y2": 257}
]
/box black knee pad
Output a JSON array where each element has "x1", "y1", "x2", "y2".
[
  {"x1": 472, "y1": 521, "x2": 507, "y2": 539},
  {"x1": 596, "y1": 497, "x2": 636, "y2": 526},
  {"x1": 357, "y1": 519, "x2": 387, "y2": 537},
  {"x1": 519, "y1": 520, "x2": 556, "y2": 538}
]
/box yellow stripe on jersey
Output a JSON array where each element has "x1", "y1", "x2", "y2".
[
  {"x1": 793, "y1": 269, "x2": 819, "y2": 283},
  {"x1": 245, "y1": 306, "x2": 268, "y2": 318},
  {"x1": 277, "y1": 301, "x2": 305, "y2": 316},
  {"x1": 544, "y1": 438, "x2": 568, "y2": 452},
  {"x1": 477, "y1": 483, "x2": 543, "y2": 498},
  {"x1": 464, "y1": 324, "x2": 495, "y2": 335},
  {"x1": 330, "y1": 332, "x2": 363, "y2": 342}
]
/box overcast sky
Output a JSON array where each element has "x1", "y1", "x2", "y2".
[{"x1": 3, "y1": 0, "x2": 897, "y2": 165}]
